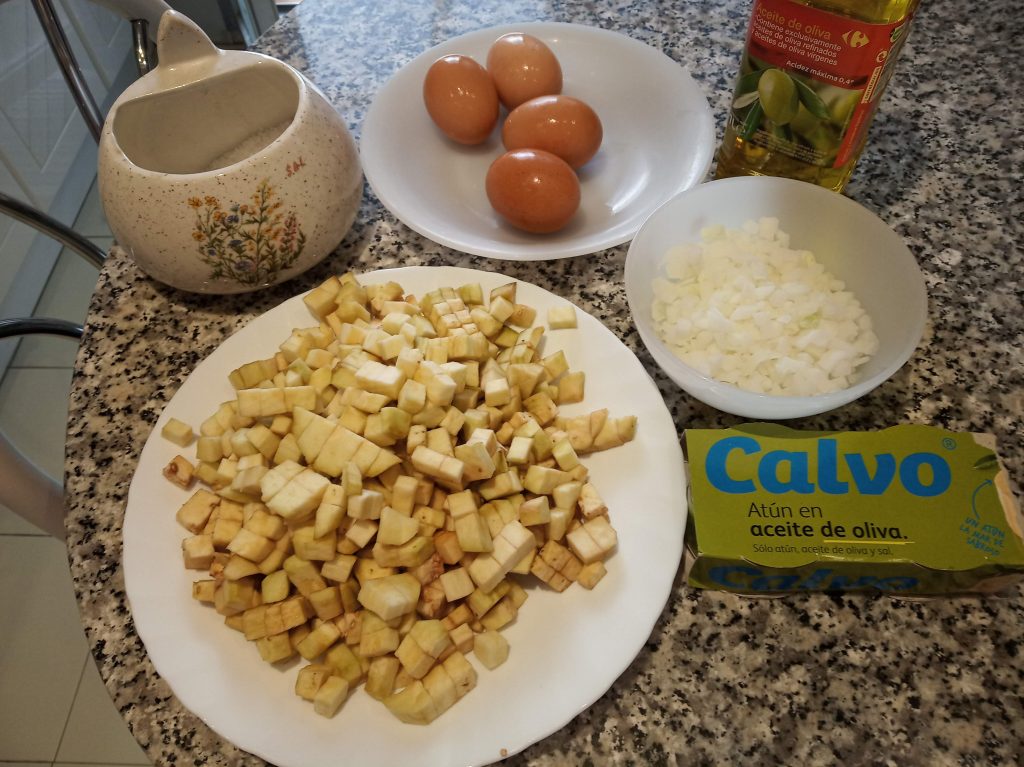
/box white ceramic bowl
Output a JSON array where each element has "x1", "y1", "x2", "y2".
[{"x1": 624, "y1": 176, "x2": 928, "y2": 419}]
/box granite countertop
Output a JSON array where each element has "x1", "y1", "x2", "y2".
[{"x1": 64, "y1": 0, "x2": 1024, "y2": 764}]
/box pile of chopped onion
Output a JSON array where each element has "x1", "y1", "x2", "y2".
[{"x1": 650, "y1": 217, "x2": 878, "y2": 396}]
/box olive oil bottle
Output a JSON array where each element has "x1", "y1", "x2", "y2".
[{"x1": 715, "y1": 0, "x2": 921, "y2": 191}]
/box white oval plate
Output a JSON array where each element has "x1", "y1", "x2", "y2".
[
  {"x1": 360, "y1": 23, "x2": 716, "y2": 260},
  {"x1": 124, "y1": 266, "x2": 686, "y2": 767}
]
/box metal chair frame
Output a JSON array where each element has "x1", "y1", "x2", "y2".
[
  {"x1": 0, "y1": 197, "x2": 100, "y2": 540},
  {"x1": 28, "y1": 0, "x2": 159, "y2": 141},
  {"x1": 1, "y1": 0, "x2": 165, "y2": 538}
]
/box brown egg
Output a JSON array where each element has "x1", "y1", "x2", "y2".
[
  {"x1": 486, "y1": 33, "x2": 563, "y2": 110},
  {"x1": 422, "y1": 54, "x2": 499, "y2": 145},
  {"x1": 502, "y1": 95, "x2": 603, "y2": 169},
  {"x1": 485, "y1": 149, "x2": 580, "y2": 234}
]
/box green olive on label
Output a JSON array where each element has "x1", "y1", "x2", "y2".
[
  {"x1": 827, "y1": 88, "x2": 861, "y2": 128},
  {"x1": 800, "y1": 121, "x2": 840, "y2": 161},
  {"x1": 793, "y1": 78, "x2": 830, "y2": 119},
  {"x1": 789, "y1": 103, "x2": 820, "y2": 136},
  {"x1": 758, "y1": 69, "x2": 799, "y2": 126}
]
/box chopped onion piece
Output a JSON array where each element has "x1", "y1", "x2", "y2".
[{"x1": 650, "y1": 218, "x2": 878, "y2": 396}]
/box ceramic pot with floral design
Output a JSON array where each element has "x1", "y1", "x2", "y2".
[{"x1": 98, "y1": 10, "x2": 362, "y2": 294}]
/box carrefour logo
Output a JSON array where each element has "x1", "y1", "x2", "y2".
[
  {"x1": 704, "y1": 436, "x2": 952, "y2": 497},
  {"x1": 842, "y1": 30, "x2": 870, "y2": 48}
]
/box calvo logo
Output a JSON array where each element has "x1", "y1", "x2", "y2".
[{"x1": 704, "y1": 436, "x2": 952, "y2": 497}]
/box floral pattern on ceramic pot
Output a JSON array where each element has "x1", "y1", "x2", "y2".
[{"x1": 188, "y1": 180, "x2": 306, "y2": 287}]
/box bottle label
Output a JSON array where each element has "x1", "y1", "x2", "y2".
[{"x1": 727, "y1": 0, "x2": 913, "y2": 168}]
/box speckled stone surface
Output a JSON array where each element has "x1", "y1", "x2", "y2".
[{"x1": 64, "y1": 0, "x2": 1024, "y2": 765}]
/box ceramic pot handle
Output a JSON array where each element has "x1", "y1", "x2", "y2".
[{"x1": 154, "y1": 10, "x2": 220, "y2": 68}]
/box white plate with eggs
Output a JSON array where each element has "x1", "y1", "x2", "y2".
[{"x1": 360, "y1": 22, "x2": 716, "y2": 261}]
